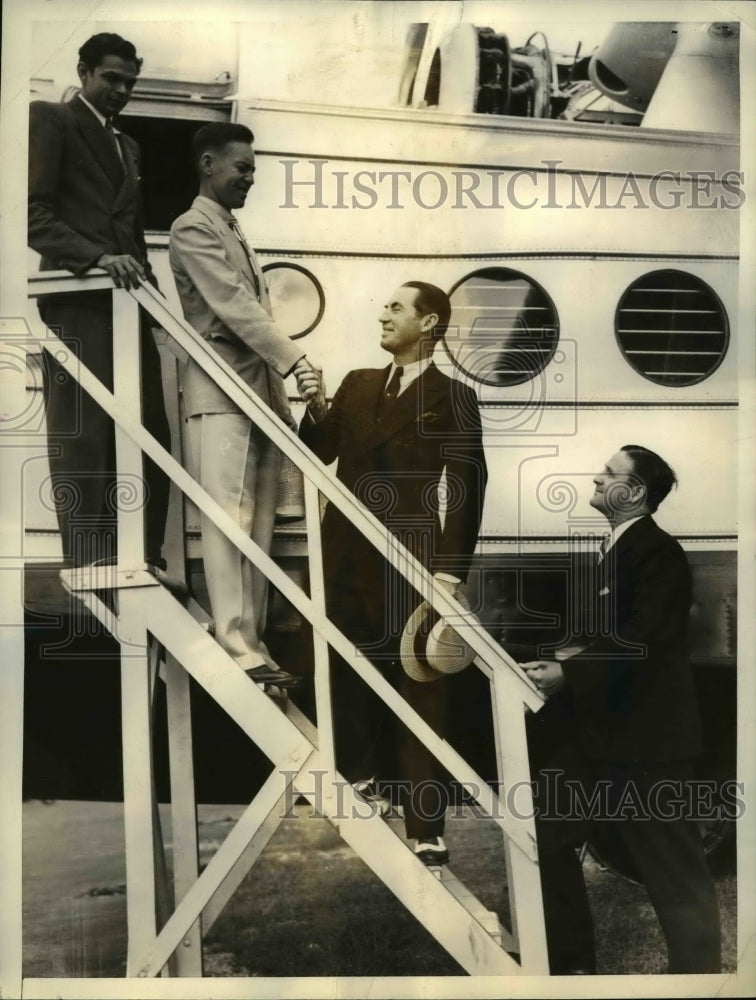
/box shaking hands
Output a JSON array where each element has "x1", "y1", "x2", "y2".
[{"x1": 292, "y1": 357, "x2": 327, "y2": 422}]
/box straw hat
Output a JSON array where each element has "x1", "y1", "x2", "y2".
[{"x1": 400, "y1": 592, "x2": 477, "y2": 683}]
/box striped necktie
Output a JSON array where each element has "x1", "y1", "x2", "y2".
[
  {"x1": 105, "y1": 120, "x2": 125, "y2": 172},
  {"x1": 597, "y1": 534, "x2": 609, "y2": 562},
  {"x1": 229, "y1": 218, "x2": 261, "y2": 298}
]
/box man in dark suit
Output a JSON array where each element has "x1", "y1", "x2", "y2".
[
  {"x1": 28, "y1": 32, "x2": 170, "y2": 568},
  {"x1": 298, "y1": 282, "x2": 487, "y2": 866},
  {"x1": 522, "y1": 445, "x2": 720, "y2": 974}
]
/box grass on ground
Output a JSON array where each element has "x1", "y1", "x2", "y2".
[{"x1": 22, "y1": 799, "x2": 737, "y2": 978}]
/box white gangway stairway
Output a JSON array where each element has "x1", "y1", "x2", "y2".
[{"x1": 4, "y1": 271, "x2": 549, "y2": 995}]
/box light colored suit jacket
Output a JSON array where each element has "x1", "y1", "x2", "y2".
[{"x1": 169, "y1": 195, "x2": 302, "y2": 421}]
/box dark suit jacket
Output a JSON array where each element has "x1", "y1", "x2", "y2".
[
  {"x1": 28, "y1": 96, "x2": 151, "y2": 282},
  {"x1": 300, "y1": 363, "x2": 487, "y2": 620},
  {"x1": 554, "y1": 516, "x2": 702, "y2": 763},
  {"x1": 27, "y1": 96, "x2": 170, "y2": 567}
]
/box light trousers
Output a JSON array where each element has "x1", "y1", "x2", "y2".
[{"x1": 188, "y1": 412, "x2": 281, "y2": 670}]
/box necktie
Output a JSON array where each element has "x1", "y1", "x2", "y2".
[
  {"x1": 105, "y1": 120, "x2": 124, "y2": 168},
  {"x1": 597, "y1": 534, "x2": 609, "y2": 562},
  {"x1": 377, "y1": 366, "x2": 403, "y2": 419},
  {"x1": 229, "y1": 219, "x2": 261, "y2": 298}
]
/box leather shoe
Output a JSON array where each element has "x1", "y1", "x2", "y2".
[
  {"x1": 245, "y1": 664, "x2": 301, "y2": 688},
  {"x1": 352, "y1": 778, "x2": 392, "y2": 816},
  {"x1": 414, "y1": 836, "x2": 449, "y2": 867}
]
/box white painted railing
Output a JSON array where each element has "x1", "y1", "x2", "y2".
[
  {"x1": 19, "y1": 270, "x2": 549, "y2": 983},
  {"x1": 28, "y1": 269, "x2": 543, "y2": 701}
]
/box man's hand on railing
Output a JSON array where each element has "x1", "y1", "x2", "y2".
[
  {"x1": 294, "y1": 358, "x2": 327, "y2": 422},
  {"x1": 521, "y1": 660, "x2": 565, "y2": 697},
  {"x1": 96, "y1": 253, "x2": 145, "y2": 290}
]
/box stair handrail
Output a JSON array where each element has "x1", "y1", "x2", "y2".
[
  {"x1": 28, "y1": 268, "x2": 543, "y2": 710},
  {"x1": 26, "y1": 269, "x2": 553, "y2": 974}
]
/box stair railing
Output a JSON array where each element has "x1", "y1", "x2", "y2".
[{"x1": 24, "y1": 269, "x2": 549, "y2": 978}]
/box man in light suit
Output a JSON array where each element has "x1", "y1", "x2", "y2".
[
  {"x1": 298, "y1": 282, "x2": 487, "y2": 866},
  {"x1": 169, "y1": 123, "x2": 316, "y2": 686},
  {"x1": 523, "y1": 445, "x2": 721, "y2": 974},
  {"x1": 28, "y1": 32, "x2": 171, "y2": 568}
]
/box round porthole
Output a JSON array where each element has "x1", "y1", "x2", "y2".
[
  {"x1": 445, "y1": 267, "x2": 559, "y2": 386},
  {"x1": 615, "y1": 270, "x2": 729, "y2": 387},
  {"x1": 261, "y1": 263, "x2": 325, "y2": 340}
]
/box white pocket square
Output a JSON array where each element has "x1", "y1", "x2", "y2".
[{"x1": 599, "y1": 586, "x2": 610, "y2": 596}]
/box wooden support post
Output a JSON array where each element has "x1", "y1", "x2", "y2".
[
  {"x1": 112, "y1": 288, "x2": 146, "y2": 569},
  {"x1": 119, "y1": 589, "x2": 160, "y2": 975},
  {"x1": 490, "y1": 669, "x2": 520, "y2": 956},
  {"x1": 0, "y1": 607, "x2": 24, "y2": 1000},
  {"x1": 304, "y1": 477, "x2": 335, "y2": 776},
  {"x1": 164, "y1": 653, "x2": 203, "y2": 975},
  {"x1": 111, "y1": 289, "x2": 162, "y2": 973},
  {"x1": 148, "y1": 640, "x2": 175, "y2": 977},
  {"x1": 491, "y1": 671, "x2": 550, "y2": 974},
  {"x1": 0, "y1": 333, "x2": 26, "y2": 1000}
]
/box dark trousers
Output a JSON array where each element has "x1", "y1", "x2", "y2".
[
  {"x1": 327, "y1": 578, "x2": 449, "y2": 839},
  {"x1": 40, "y1": 293, "x2": 171, "y2": 566},
  {"x1": 529, "y1": 733, "x2": 721, "y2": 974}
]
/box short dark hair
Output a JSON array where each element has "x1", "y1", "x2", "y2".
[
  {"x1": 401, "y1": 281, "x2": 451, "y2": 341},
  {"x1": 192, "y1": 122, "x2": 255, "y2": 170},
  {"x1": 620, "y1": 444, "x2": 678, "y2": 513},
  {"x1": 78, "y1": 33, "x2": 142, "y2": 73}
]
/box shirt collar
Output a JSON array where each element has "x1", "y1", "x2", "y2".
[
  {"x1": 606, "y1": 515, "x2": 645, "y2": 552},
  {"x1": 388, "y1": 356, "x2": 432, "y2": 384},
  {"x1": 193, "y1": 194, "x2": 236, "y2": 225},
  {"x1": 78, "y1": 95, "x2": 119, "y2": 132}
]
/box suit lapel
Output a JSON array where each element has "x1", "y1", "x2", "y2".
[
  {"x1": 598, "y1": 515, "x2": 654, "y2": 589},
  {"x1": 347, "y1": 368, "x2": 390, "y2": 445},
  {"x1": 118, "y1": 132, "x2": 139, "y2": 184},
  {"x1": 364, "y1": 363, "x2": 447, "y2": 451},
  {"x1": 209, "y1": 208, "x2": 263, "y2": 300},
  {"x1": 70, "y1": 98, "x2": 125, "y2": 191},
  {"x1": 112, "y1": 134, "x2": 143, "y2": 219}
]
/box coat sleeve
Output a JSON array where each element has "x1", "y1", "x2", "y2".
[
  {"x1": 28, "y1": 102, "x2": 104, "y2": 274},
  {"x1": 561, "y1": 536, "x2": 692, "y2": 697},
  {"x1": 432, "y1": 381, "x2": 488, "y2": 581},
  {"x1": 298, "y1": 372, "x2": 352, "y2": 466},
  {"x1": 169, "y1": 215, "x2": 304, "y2": 377}
]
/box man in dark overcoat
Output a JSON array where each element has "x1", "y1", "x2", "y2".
[
  {"x1": 523, "y1": 445, "x2": 721, "y2": 974},
  {"x1": 299, "y1": 281, "x2": 487, "y2": 866}
]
